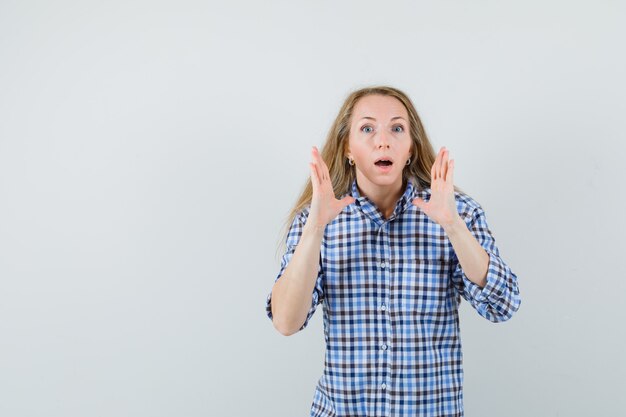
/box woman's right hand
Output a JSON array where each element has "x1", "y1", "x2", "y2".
[{"x1": 307, "y1": 146, "x2": 355, "y2": 229}]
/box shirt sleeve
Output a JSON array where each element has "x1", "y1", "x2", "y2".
[
  {"x1": 450, "y1": 205, "x2": 521, "y2": 323},
  {"x1": 265, "y1": 210, "x2": 325, "y2": 332}
]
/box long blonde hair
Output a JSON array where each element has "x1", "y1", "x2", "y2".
[{"x1": 276, "y1": 85, "x2": 465, "y2": 257}]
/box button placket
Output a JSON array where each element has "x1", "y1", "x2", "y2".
[{"x1": 377, "y1": 223, "x2": 392, "y2": 404}]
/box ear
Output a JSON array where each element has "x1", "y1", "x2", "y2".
[{"x1": 344, "y1": 143, "x2": 351, "y2": 159}]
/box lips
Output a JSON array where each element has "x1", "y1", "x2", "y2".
[{"x1": 374, "y1": 157, "x2": 394, "y2": 166}]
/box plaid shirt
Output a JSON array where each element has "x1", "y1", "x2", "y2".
[{"x1": 266, "y1": 178, "x2": 521, "y2": 417}]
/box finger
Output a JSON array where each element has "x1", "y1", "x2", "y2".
[
  {"x1": 339, "y1": 195, "x2": 355, "y2": 208},
  {"x1": 312, "y1": 146, "x2": 327, "y2": 181},
  {"x1": 412, "y1": 197, "x2": 427, "y2": 211},
  {"x1": 310, "y1": 162, "x2": 320, "y2": 189},
  {"x1": 315, "y1": 162, "x2": 325, "y2": 185},
  {"x1": 447, "y1": 159, "x2": 454, "y2": 184},
  {"x1": 437, "y1": 147, "x2": 447, "y2": 179},
  {"x1": 430, "y1": 152, "x2": 437, "y2": 179},
  {"x1": 309, "y1": 162, "x2": 317, "y2": 186},
  {"x1": 321, "y1": 156, "x2": 331, "y2": 180},
  {"x1": 316, "y1": 147, "x2": 331, "y2": 180},
  {"x1": 441, "y1": 149, "x2": 449, "y2": 181},
  {"x1": 433, "y1": 147, "x2": 442, "y2": 180}
]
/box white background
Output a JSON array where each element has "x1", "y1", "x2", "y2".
[{"x1": 1, "y1": 1, "x2": 624, "y2": 416}]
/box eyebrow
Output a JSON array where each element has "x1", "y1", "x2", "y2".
[{"x1": 359, "y1": 116, "x2": 407, "y2": 122}]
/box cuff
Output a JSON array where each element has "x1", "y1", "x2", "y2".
[{"x1": 460, "y1": 250, "x2": 508, "y2": 304}]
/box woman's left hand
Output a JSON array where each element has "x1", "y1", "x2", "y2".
[{"x1": 412, "y1": 146, "x2": 462, "y2": 229}]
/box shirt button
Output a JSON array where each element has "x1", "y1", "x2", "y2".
[
  {"x1": 381, "y1": 304, "x2": 387, "y2": 311},
  {"x1": 381, "y1": 383, "x2": 387, "y2": 390},
  {"x1": 380, "y1": 260, "x2": 386, "y2": 269},
  {"x1": 381, "y1": 344, "x2": 387, "y2": 350}
]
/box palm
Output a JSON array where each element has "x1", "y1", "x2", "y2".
[
  {"x1": 308, "y1": 146, "x2": 355, "y2": 228},
  {"x1": 412, "y1": 147, "x2": 460, "y2": 228}
]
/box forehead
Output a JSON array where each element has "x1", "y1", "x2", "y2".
[{"x1": 352, "y1": 95, "x2": 408, "y2": 122}]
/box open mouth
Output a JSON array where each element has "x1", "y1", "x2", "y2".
[{"x1": 375, "y1": 160, "x2": 393, "y2": 166}]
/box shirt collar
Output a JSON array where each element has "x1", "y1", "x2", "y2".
[{"x1": 348, "y1": 178, "x2": 417, "y2": 221}]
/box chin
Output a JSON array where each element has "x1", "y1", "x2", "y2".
[{"x1": 362, "y1": 172, "x2": 402, "y2": 186}]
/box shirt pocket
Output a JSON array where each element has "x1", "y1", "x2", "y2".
[{"x1": 408, "y1": 258, "x2": 455, "y2": 314}]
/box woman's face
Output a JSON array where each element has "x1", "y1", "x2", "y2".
[{"x1": 346, "y1": 94, "x2": 413, "y2": 191}]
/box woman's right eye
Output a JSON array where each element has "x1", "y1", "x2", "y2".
[{"x1": 361, "y1": 126, "x2": 373, "y2": 133}]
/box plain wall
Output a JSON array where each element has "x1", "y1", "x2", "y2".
[{"x1": 1, "y1": 1, "x2": 624, "y2": 416}]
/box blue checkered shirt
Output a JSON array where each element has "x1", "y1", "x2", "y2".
[{"x1": 266, "y1": 178, "x2": 521, "y2": 417}]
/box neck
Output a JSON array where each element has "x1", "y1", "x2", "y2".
[{"x1": 356, "y1": 176, "x2": 406, "y2": 219}]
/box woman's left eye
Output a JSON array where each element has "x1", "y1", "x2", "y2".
[{"x1": 393, "y1": 125, "x2": 404, "y2": 133}]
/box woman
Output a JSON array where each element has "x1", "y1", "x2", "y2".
[{"x1": 265, "y1": 85, "x2": 521, "y2": 417}]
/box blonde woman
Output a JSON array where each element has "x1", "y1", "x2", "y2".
[{"x1": 265, "y1": 85, "x2": 521, "y2": 417}]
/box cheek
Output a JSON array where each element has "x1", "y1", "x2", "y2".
[{"x1": 348, "y1": 142, "x2": 364, "y2": 157}]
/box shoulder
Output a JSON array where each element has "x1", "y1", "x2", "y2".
[
  {"x1": 452, "y1": 190, "x2": 488, "y2": 226},
  {"x1": 290, "y1": 205, "x2": 313, "y2": 228},
  {"x1": 453, "y1": 190, "x2": 482, "y2": 211}
]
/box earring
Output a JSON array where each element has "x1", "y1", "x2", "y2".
[
  {"x1": 406, "y1": 158, "x2": 411, "y2": 166},
  {"x1": 348, "y1": 158, "x2": 354, "y2": 166}
]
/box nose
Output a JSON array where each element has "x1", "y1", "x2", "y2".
[{"x1": 375, "y1": 129, "x2": 390, "y2": 149}]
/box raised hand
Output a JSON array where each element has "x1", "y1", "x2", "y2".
[
  {"x1": 308, "y1": 146, "x2": 355, "y2": 228},
  {"x1": 412, "y1": 146, "x2": 462, "y2": 229}
]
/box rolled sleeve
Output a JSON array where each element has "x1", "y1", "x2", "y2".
[
  {"x1": 451, "y1": 206, "x2": 521, "y2": 323},
  {"x1": 265, "y1": 210, "x2": 325, "y2": 332}
]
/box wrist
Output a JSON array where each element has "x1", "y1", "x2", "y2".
[
  {"x1": 441, "y1": 215, "x2": 466, "y2": 236},
  {"x1": 303, "y1": 218, "x2": 326, "y2": 236}
]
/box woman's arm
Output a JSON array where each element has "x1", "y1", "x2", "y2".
[
  {"x1": 413, "y1": 146, "x2": 521, "y2": 322},
  {"x1": 442, "y1": 216, "x2": 489, "y2": 288},
  {"x1": 269, "y1": 146, "x2": 354, "y2": 336},
  {"x1": 270, "y1": 220, "x2": 325, "y2": 336},
  {"x1": 448, "y1": 205, "x2": 521, "y2": 322}
]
